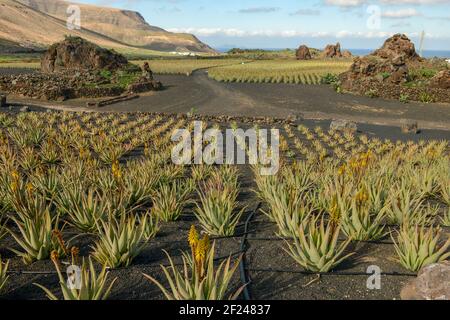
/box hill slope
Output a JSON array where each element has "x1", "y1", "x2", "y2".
[
  {"x1": 0, "y1": 0, "x2": 155, "y2": 54},
  {"x1": 15, "y1": 0, "x2": 216, "y2": 53}
]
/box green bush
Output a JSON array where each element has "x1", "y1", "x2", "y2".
[
  {"x1": 320, "y1": 73, "x2": 339, "y2": 85},
  {"x1": 420, "y1": 92, "x2": 434, "y2": 103},
  {"x1": 399, "y1": 94, "x2": 409, "y2": 103}
]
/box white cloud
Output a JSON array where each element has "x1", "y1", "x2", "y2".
[
  {"x1": 238, "y1": 7, "x2": 280, "y2": 14},
  {"x1": 380, "y1": 0, "x2": 449, "y2": 4},
  {"x1": 324, "y1": 0, "x2": 367, "y2": 6},
  {"x1": 381, "y1": 8, "x2": 421, "y2": 18},
  {"x1": 324, "y1": 0, "x2": 449, "y2": 6},
  {"x1": 290, "y1": 9, "x2": 321, "y2": 16},
  {"x1": 167, "y1": 28, "x2": 447, "y2": 39}
]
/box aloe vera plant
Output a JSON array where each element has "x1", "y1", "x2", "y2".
[
  {"x1": 35, "y1": 256, "x2": 117, "y2": 300},
  {"x1": 261, "y1": 182, "x2": 314, "y2": 237},
  {"x1": 56, "y1": 187, "x2": 108, "y2": 233},
  {"x1": 0, "y1": 256, "x2": 9, "y2": 294},
  {"x1": 340, "y1": 196, "x2": 387, "y2": 241},
  {"x1": 91, "y1": 214, "x2": 148, "y2": 268},
  {"x1": 195, "y1": 179, "x2": 244, "y2": 236},
  {"x1": 386, "y1": 181, "x2": 431, "y2": 226},
  {"x1": 144, "y1": 226, "x2": 243, "y2": 300},
  {"x1": 8, "y1": 203, "x2": 64, "y2": 264},
  {"x1": 285, "y1": 216, "x2": 354, "y2": 272},
  {"x1": 139, "y1": 212, "x2": 160, "y2": 240},
  {"x1": 151, "y1": 180, "x2": 193, "y2": 222},
  {"x1": 443, "y1": 207, "x2": 450, "y2": 227},
  {"x1": 392, "y1": 225, "x2": 450, "y2": 272}
]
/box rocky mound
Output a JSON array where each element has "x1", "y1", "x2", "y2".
[
  {"x1": 1, "y1": 46, "x2": 162, "y2": 101},
  {"x1": 322, "y1": 43, "x2": 342, "y2": 58},
  {"x1": 41, "y1": 36, "x2": 128, "y2": 73},
  {"x1": 372, "y1": 33, "x2": 420, "y2": 61},
  {"x1": 338, "y1": 34, "x2": 449, "y2": 103},
  {"x1": 296, "y1": 45, "x2": 312, "y2": 60},
  {"x1": 0, "y1": 68, "x2": 162, "y2": 101},
  {"x1": 430, "y1": 70, "x2": 450, "y2": 89}
]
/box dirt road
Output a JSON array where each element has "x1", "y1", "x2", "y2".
[{"x1": 4, "y1": 68, "x2": 450, "y2": 130}]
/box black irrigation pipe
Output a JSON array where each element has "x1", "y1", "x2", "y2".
[
  {"x1": 258, "y1": 219, "x2": 450, "y2": 230},
  {"x1": 5, "y1": 250, "x2": 247, "y2": 275},
  {"x1": 246, "y1": 237, "x2": 397, "y2": 245},
  {"x1": 245, "y1": 267, "x2": 418, "y2": 277},
  {"x1": 239, "y1": 202, "x2": 261, "y2": 301}
]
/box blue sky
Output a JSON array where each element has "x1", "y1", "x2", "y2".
[{"x1": 79, "y1": 0, "x2": 450, "y2": 50}]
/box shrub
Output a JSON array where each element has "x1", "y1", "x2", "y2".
[
  {"x1": 320, "y1": 73, "x2": 339, "y2": 85},
  {"x1": 419, "y1": 92, "x2": 434, "y2": 103},
  {"x1": 399, "y1": 94, "x2": 409, "y2": 103}
]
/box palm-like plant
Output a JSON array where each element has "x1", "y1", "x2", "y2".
[
  {"x1": 285, "y1": 216, "x2": 354, "y2": 272},
  {"x1": 35, "y1": 255, "x2": 116, "y2": 300},
  {"x1": 91, "y1": 214, "x2": 148, "y2": 268},
  {"x1": 144, "y1": 226, "x2": 243, "y2": 300},
  {"x1": 392, "y1": 225, "x2": 450, "y2": 272}
]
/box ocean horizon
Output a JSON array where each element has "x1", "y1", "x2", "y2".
[{"x1": 216, "y1": 47, "x2": 450, "y2": 58}]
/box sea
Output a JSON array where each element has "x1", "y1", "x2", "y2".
[{"x1": 216, "y1": 47, "x2": 450, "y2": 59}]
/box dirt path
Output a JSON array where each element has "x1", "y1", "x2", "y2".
[{"x1": 4, "y1": 68, "x2": 450, "y2": 130}]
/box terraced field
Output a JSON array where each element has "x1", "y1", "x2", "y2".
[{"x1": 133, "y1": 59, "x2": 247, "y2": 75}]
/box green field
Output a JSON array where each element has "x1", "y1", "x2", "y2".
[
  {"x1": 207, "y1": 59, "x2": 352, "y2": 84},
  {"x1": 133, "y1": 58, "x2": 246, "y2": 75}
]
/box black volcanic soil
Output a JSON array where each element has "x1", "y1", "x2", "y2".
[{"x1": 2, "y1": 69, "x2": 450, "y2": 131}]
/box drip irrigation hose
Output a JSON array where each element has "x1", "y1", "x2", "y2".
[
  {"x1": 6, "y1": 250, "x2": 246, "y2": 275},
  {"x1": 245, "y1": 267, "x2": 417, "y2": 277},
  {"x1": 245, "y1": 237, "x2": 397, "y2": 245},
  {"x1": 239, "y1": 202, "x2": 261, "y2": 301}
]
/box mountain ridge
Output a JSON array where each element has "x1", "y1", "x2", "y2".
[{"x1": 0, "y1": 0, "x2": 216, "y2": 54}]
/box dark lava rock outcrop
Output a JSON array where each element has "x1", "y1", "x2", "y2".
[
  {"x1": 0, "y1": 37, "x2": 162, "y2": 101},
  {"x1": 322, "y1": 43, "x2": 342, "y2": 58},
  {"x1": 296, "y1": 45, "x2": 312, "y2": 60},
  {"x1": 372, "y1": 33, "x2": 420, "y2": 61},
  {"x1": 338, "y1": 34, "x2": 449, "y2": 103},
  {"x1": 41, "y1": 36, "x2": 128, "y2": 73},
  {"x1": 340, "y1": 34, "x2": 422, "y2": 88},
  {"x1": 430, "y1": 70, "x2": 450, "y2": 89}
]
